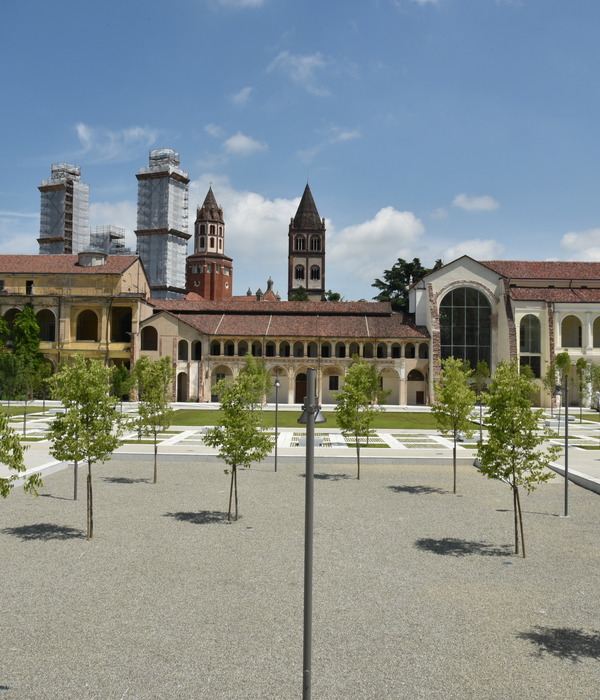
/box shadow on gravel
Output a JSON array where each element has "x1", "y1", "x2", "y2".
[
  {"x1": 165, "y1": 510, "x2": 230, "y2": 525},
  {"x1": 415, "y1": 537, "x2": 513, "y2": 557},
  {"x1": 388, "y1": 485, "x2": 448, "y2": 495},
  {"x1": 102, "y1": 477, "x2": 149, "y2": 484},
  {"x1": 2, "y1": 523, "x2": 85, "y2": 541},
  {"x1": 300, "y1": 473, "x2": 352, "y2": 481},
  {"x1": 517, "y1": 626, "x2": 600, "y2": 662},
  {"x1": 40, "y1": 493, "x2": 72, "y2": 501},
  {"x1": 496, "y1": 508, "x2": 559, "y2": 518}
]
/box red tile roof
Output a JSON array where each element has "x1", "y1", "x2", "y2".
[
  {"x1": 148, "y1": 298, "x2": 394, "y2": 316},
  {"x1": 481, "y1": 260, "x2": 600, "y2": 281},
  {"x1": 509, "y1": 287, "x2": 600, "y2": 303},
  {"x1": 0, "y1": 255, "x2": 140, "y2": 275}
]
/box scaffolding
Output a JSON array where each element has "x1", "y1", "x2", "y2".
[
  {"x1": 89, "y1": 226, "x2": 132, "y2": 255},
  {"x1": 38, "y1": 163, "x2": 89, "y2": 254}
]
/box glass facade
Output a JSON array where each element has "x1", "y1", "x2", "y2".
[{"x1": 440, "y1": 287, "x2": 491, "y2": 368}]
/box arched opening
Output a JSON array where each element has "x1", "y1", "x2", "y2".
[
  {"x1": 266, "y1": 341, "x2": 276, "y2": 357},
  {"x1": 310, "y1": 237, "x2": 321, "y2": 251},
  {"x1": 110, "y1": 307, "x2": 132, "y2": 342},
  {"x1": 252, "y1": 341, "x2": 263, "y2": 357},
  {"x1": 561, "y1": 315, "x2": 582, "y2": 348},
  {"x1": 192, "y1": 341, "x2": 202, "y2": 361},
  {"x1": 418, "y1": 343, "x2": 429, "y2": 359},
  {"x1": 238, "y1": 341, "x2": 248, "y2": 356},
  {"x1": 307, "y1": 342, "x2": 318, "y2": 358},
  {"x1": 267, "y1": 367, "x2": 290, "y2": 404},
  {"x1": 404, "y1": 343, "x2": 415, "y2": 359},
  {"x1": 177, "y1": 372, "x2": 188, "y2": 401},
  {"x1": 594, "y1": 317, "x2": 600, "y2": 348},
  {"x1": 36, "y1": 309, "x2": 56, "y2": 342},
  {"x1": 295, "y1": 265, "x2": 305, "y2": 280},
  {"x1": 295, "y1": 236, "x2": 306, "y2": 251},
  {"x1": 295, "y1": 372, "x2": 307, "y2": 403},
  {"x1": 140, "y1": 326, "x2": 158, "y2": 351},
  {"x1": 224, "y1": 341, "x2": 235, "y2": 357},
  {"x1": 363, "y1": 343, "x2": 374, "y2": 359},
  {"x1": 335, "y1": 342, "x2": 346, "y2": 359},
  {"x1": 407, "y1": 369, "x2": 426, "y2": 406},
  {"x1": 380, "y1": 367, "x2": 400, "y2": 405},
  {"x1": 310, "y1": 266, "x2": 320, "y2": 281},
  {"x1": 519, "y1": 314, "x2": 541, "y2": 377},
  {"x1": 178, "y1": 340, "x2": 188, "y2": 361},
  {"x1": 322, "y1": 367, "x2": 344, "y2": 403},
  {"x1": 440, "y1": 286, "x2": 492, "y2": 367},
  {"x1": 279, "y1": 341, "x2": 290, "y2": 358},
  {"x1": 321, "y1": 342, "x2": 331, "y2": 358},
  {"x1": 211, "y1": 366, "x2": 233, "y2": 401},
  {"x1": 76, "y1": 310, "x2": 98, "y2": 341},
  {"x1": 376, "y1": 343, "x2": 387, "y2": 359},
  {"x1": 391, "y1": 343, "x2": 401, "y2": 359},
  {"x1": 293, "y1": 341, "x2": 304, "y2": 358},
  {"x1": 3, "y1": 308, "x2": 20, "y2": 339},
  {"x1": 349, "y1": 342, "x2": 360, "y2": 357},
  {"x1": 211, "y1": 340, "x2": 221, "y2": 356}
]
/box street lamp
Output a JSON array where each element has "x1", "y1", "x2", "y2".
[
  {"x1": 274, "y1": 376, "x2": 281, "y2": 472},
  {"x1": 554, "y1": 376, "x2": 570, "y2": 517},
  {"x1": 297, "y1": 367, "x2": 325, "y2": 700}
]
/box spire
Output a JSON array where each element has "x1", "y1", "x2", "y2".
[
  {"x1": 293, "y1": 184, "x2": 323, "y2": 230},
  {"x1": 198, "y1": 186, "x2": 224, "y2": 223}
]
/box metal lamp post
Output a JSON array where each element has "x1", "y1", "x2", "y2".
[
  {"x1": 297, "y1": 367, "x2": 325, "y2": 700},
  {"x1": 274, "y1": 377, "x2": 281, "y2": 472},
  {"x1": 555, "y1": 377, "x2": 570, "y2": 517}
]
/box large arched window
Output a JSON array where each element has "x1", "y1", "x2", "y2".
[
  {"x1": 561, "y1": 315, "x2": 582, "y2": 348},
  {"x1": 295, "y1": 265, "x2": 305, "y2": 280},
  {"x1": 295, "y1": 236, "x2": 306, "y2": 251},
  {"x1": 310, "y1": 237, "x2": 321, "y2": 251},
  {"x1": 76, "y1": 310, "x2": 98, "y2": 342},
  {"x1": 178, "y1": 340, "x2": 188, "y2": 361},
  {"x1": 440, "y1": 287, "x2": 491, "y2": 367},
  {"x1": 310, "y1": 266, "x2": 320, "y2": 281},
  {"x1": 36, "y1": 309, "x2": 56, "y2": 342},
  {"x1": 520, "y1": 315, "x2": 541, "y2": 353},
  {"x1": 140, "y1": 326, "x2": 158, "y2": 351}
]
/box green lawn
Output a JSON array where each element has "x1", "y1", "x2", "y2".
[{"x1": 172, "y1": 408, "x2": 460, "y2": 430}]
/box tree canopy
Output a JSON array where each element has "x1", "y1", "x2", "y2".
[
  {"x1": 0, "y1": 411, "x2": 42, "y2": 498},
  {"x1": 372, "y1": 257, "x2": 443, "y2": 312}
]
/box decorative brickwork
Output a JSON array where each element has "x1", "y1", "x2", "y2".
[
  {"x1": 504, "y1": 280, "x2": 517, "y2": 360},
  {"x1": 428, "y1": 283, "x2": 442, "y2": 383}
]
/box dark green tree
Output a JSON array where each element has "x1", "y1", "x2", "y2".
[
  {"x1": 112, "y1": 364, "x2": 134, "y2": 412},
  {"x1": 322, "y1": 290, "x2": 343, "y2": 302},
  {"x1": 290, "y1": 286, "x2": 309, "y2": 301},
  {"x1": 12, "y1": 306, "x2": 46, "y2": 435},
  {"x1": 372, "y1": 257, "x2": 442, "y2": 312}
]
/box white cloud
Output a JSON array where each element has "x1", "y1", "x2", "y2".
[
  {"x1": 430, "y1": 207, "x2": 448, "y2": 220},
  {"x1": 452, "y1": 193, "x2": 500, "y2": 212},
  {"x1": 328, "y1": 207, "x2": 426, "y2": 291},
  {"x1": 223, "y1": 132, "x2": 267, "y2": 157},
  {"x1": 268, "y1": 51, "x2": 331, "y2": 96},
  {"x1": 205, "y1": 123, "x2": 225, "y2": 139},
  {"x1": 560, "y1": 228, "x2": 600, "y2": 260},
  {"x1": 75, "y1": 123, "x2": 159, "y2": 163},
  {"x1": 442, "y1": 238, "x2": 505, "y2": 261},
  {"x1": 298, "y1": 126, "x2": 361, "y2": 163},
  {"x1": 231, "y1": 86, "x2": 253, "y2": 105}
]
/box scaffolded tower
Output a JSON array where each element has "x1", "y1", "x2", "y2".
[
  {"x1": 38, "y1": 163, "x2": 90, "y2": 255},
  {"x1": 89, "y1": 226, "x2": 132, "y2": 255},
  {"x1": 135, "y1": 149, "x2": 190, "y2": 298}
]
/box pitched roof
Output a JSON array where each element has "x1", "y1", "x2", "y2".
[
  {"x1": 196, "y1": 186, "x2": 224, "y2": 224},
  {"x1": 148, "y1": 298, "x2": 394, "y2": 316},
  {"x1": 509, "y1": 287, "x2": 600, "y2": 303},
  {"x1": 292, "y1": 184, "x2": 324, "y2": 231},
  {"x1": 481, "y1": 260, "x2": 600, "y2": 281},
  {"x1": 0, "y1": 254, "x2": 140, "y2": 275}
]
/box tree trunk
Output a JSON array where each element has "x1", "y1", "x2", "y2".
[
  {"x1": 87, "y1": 462, "x2": 93, "y2": 540},
  {"x1": 228, "y1": 466, "x2": 235, "y2": 521},
  {"x1": 234, "y1": 467, "x2": 238, "y2": 521},
  {"x1": 23, "y1": 402, "x2": 27, "y2": 437},
  {"x1": 153, "y1": 439, "x2": 158, "y2": 484},
  {"x1": 512, "y1": 485, "x2": 519, "y2": 555},
  {"x1": 453, "y1": 437, "x2": 457, "y2": 494},
  {"x1": 515, "y1": 487, "x2": 526, "y2": 558},
  {"x1": 73, "y1": 460, "x2": 78, "y2": 501},
  {"x1": 356, "y1": 441, "x2": 361, "y2": 480}
]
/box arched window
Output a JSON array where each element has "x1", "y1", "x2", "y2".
[
  {"x1": 279, "y1": 341, "x2": 290, "y2": 357},
  {"x1": 594, "y1": 317, "x2": 600, "y2": 348},
  {"x1": 178, "y1": 340, "x2": 188, "y2": 361},
  {"x1": 376, "y1": 343, "x2": 387, "y2": 359},
  {"x1": 110, "y1": 307, "x2": 132, "y2": 342},
  {"x1": 392, "y1": 343, "x2": 401, "y2": 359},
  {"x1": 561, "y1": 315, "x2": 582, "y2": 348},
  {"x1": 349, "y1": 342, "x2": 360, "y2": 357},
  {"x1": 295, "y1": 265, "x2": 305, "y2": 280},
  {"x1": 210, "y1": 225, "x2": 215, "y2": 235},
  {"x1": 293, "y1": 341, "x2": 304, "y2": 358},
  {"x1": 307, "y1": 342, "x2": 318, "y2": 358},
  {"x1": 520, "y1": 315, "x2": 541, "y2": 353},
  {"x1": 266, "y1": 341, "x2": 276, "y2": 357},
  {"x1": 192, "y1": 341, "x2": 202, "y2": 360},
  {"x1": 210, "y1": 237, "x2": 215, "y2": 248},
  {"x1": 140, "y1": 326, "x2": 158, "y2": 351},
  {"x1": 440, "y1": 287, "x2": 491, "y2": 367},
  {"x1": 310, "y1": 266, "x2": 320, "y2": 281},
  {"x1": 238, "y1": 341, "x2": 248, "y2": 356},
  {"x1": 76, "y1": 310, "x2": 98, "y2": 342},
  {"x1": 200, "y1": 224, "x2": 206, "y2": 236},
  {"x1": 404, "y1": 343, "x2": 415, "y2": 359},
  {"x1": 199, "y1": 236, "x2": 205, "y2": 248},
  {"x1": 335, "y1": 342, "x2": 346, "y2": 358},
  {"x1": 3, "y1": 308, "x2": 20, "y2": 335},
  {"x1": 310, "y1": 237, "x2": 321, "y2": 251},
  {"x1": 224, "y1": 341, "x2": 235, "y2": 357},
  {"x1": 252, "y1": 341, "x2": 263, "y2": 357},
  {"x1": 211, "y1": 341, "x2": 221, "y2": 356},
  {"x1": 295, "y1": 237, "x2": 306, "y2": 251},
  {"x1": 363, "y1": 343, "x2": 374, "y2": 358},
  {"x1": 321, "y1": 342, "x2": 331, "y2": 358},
  {"x1": 418, "y1": 343, "x2": 429, "y2": 359},
  {"x1": 36, "y1": 309, "x2": 56, "y2": 342},
  {"x1": 407, "y1": 369, "x2": 425, "y2": 381}
]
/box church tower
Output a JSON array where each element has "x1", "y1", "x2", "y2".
[
  {"x1": 186, "y1": 187, "x2": 233, "y2": 300},
  {"x1": 288, "y1": 184, "x2": 326, "y2": 300}
]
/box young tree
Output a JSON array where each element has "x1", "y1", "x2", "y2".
[
  {"x1": 112, "y1": 364, "x2": 134, "y2": 413},
  {"x1": 0, "y1": 411, "x2": 42, "y2": 498},
  {"x1": 12, "y1": 305, "x2": 45, "y2": 435},
  {"x1": 334, "y1": 356, "x2": 388, "y2": 480},
  {"x1": 0, "y1": 353, "x2": 22, "y2": 408},
  {"x1": 134, "y1": 355, "x2": 174, "y2": 484},
  {"x1": 477, "y1": 361, "x2": 560, "y2": 558},
  {"x1": 204, "y1": 369, "x2": 272, "y2": 521},
  {"x1": 239, "y1": 354, "x2": 271, "y2": 404},
  {"x1": 372, "y1": 257, "x2": 443, "y2": 312},
  {"x1": 555, "y1": 351, "x2": 572, "y2": 432},
  {"x1": 542, "y1": 362, "x2": 558, "y2": 416},
  {"x1": 48, "y1": 355, "x2": 121, "y2": 539},
  {"x1": 576, "y1": 358, "x2": 591, "y2": 422},
  {"x1": 432, "y1": 357, "x2": 477, "y2": 494}
]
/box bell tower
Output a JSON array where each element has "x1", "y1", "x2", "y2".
[
  {"x1": 186, "y1": 187, "x2": 233, "y2": 300},
  {"x1": 288, "y1": 184, "x2": 326, "y2": 300}
]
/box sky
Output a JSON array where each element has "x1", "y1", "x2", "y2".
[{"x1": 2, "y1": 0, "x2": 600, "y2": 301}]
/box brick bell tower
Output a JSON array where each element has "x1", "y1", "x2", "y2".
[
  {"x1": 287, "y1": 184, "x2": 326, "y2": 300},
  {"x1": 186, "y1": 187, "x2": 233, "y2": 300}
]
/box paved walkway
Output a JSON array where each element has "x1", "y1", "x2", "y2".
[{"x1": 4, "y1": 402, "x2": 600, "y2": 497}]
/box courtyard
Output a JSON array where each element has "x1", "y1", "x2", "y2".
[{"x1": 2, "y1": 455, "x2": 600, "y2": 699}]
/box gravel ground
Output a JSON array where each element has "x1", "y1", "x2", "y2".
[{"x1": 2, "y1": 458, "x2": 600, "y2": 699}]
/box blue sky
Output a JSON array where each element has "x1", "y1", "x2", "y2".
[{"x1": 2, "y1": 0, "x2": 600, "y2": 301}]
